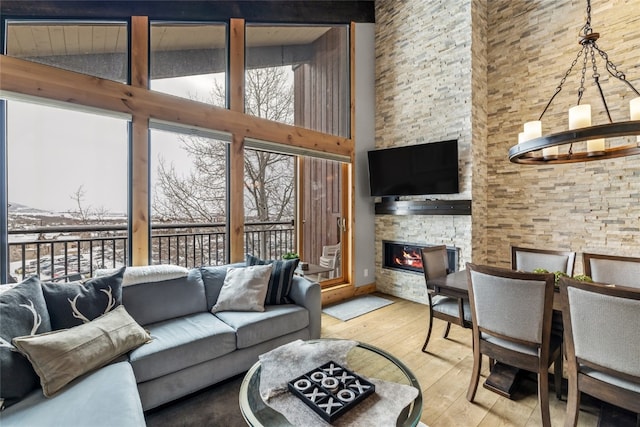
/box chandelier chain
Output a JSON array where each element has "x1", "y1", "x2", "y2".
[
  {"x1": 582, "y1": 0, "x2": 592, "y2": 36},
  {"x1": 594, "y1": 43, "x2": 640, "y2": 96},
  {"x1": 538, "y1": 49, "x2": 584, "y2": 120}
]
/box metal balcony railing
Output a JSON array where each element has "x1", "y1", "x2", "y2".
[{"x1": 8, "y1": 221, "x2": 295, "y2": 282}]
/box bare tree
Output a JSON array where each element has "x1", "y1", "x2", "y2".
[
  {"x1": 70, "y1": 185, "x2": 91, "y2": 223},
  {"x1": 69, "y1": 185, "x2": 111, "y2": 224},
  {"x1": 153, "y1": 66, "x2": 295, "y2": 223}
]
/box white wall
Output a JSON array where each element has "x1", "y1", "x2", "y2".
[{"x1": 352, "y1": 23, "x2": 377, "y2": 287}]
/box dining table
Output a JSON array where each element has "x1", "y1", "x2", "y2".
[{"x1": 427, "y1": 269, "x2": 563, "y2": 399}]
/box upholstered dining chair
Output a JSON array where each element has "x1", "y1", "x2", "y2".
[
  {"x1": 559, "y1": 277, "x2": 640, "y2": 427},
  {"x1": 420, "y1": 245, "x2": 471, "y2": 353},
  {"x1": 583, "y1": 252, "x2": 640, "y2": 288},
  {"x1": 465, "y1": 263, "x2": 562, "y2": 427},
  {"x1": 511, "y1": 246, "x2": 576, "y2": 276}
]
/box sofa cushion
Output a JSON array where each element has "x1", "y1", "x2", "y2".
[
  {"x1": 211, "y1": 265, "x2": 272, "y2": 313},
  {"x1": 0, "y1": 277, "x2": 52, "y2": 407},
  {"x1": 0, "y1": 361, "x2": 145, "y2": 427},
  {"x1": 246, "y1": 254, "x2": 299, "y2": 304},
  {"x1": 122, "y1": 268, "x2": 206, "y2": 326},
  {"x1": 12, "y1": 305, "x2": 151, "y2": 397},
  {"x1": 129, "y1": 312, "x2": 237, "y2": 382},
  {"x1": 41, "y1": 267, "x2": 125, "y2": 330},
  {"x1": 215, "y1": 304, "x2": 309, "y2": 349}
]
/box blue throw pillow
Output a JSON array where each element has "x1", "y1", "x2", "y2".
[
  {"x1": 246, "y1": 254, "x2": 299, "y2": 305},
  {"x1": 0, "y1": 276, "x2": 52, "y2": 407}
]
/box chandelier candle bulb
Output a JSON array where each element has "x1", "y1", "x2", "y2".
[
  {"x1": 569, "y1": 104, "x2": 604, "y2": 156},
  {"x1": 631, "y1": 97, "x2": 640, "y2": 120},
  {"x1": 542, "y1": 146, "x2": 559, "y2": 158},
  {"x1": 588, "y1": 138, "x2": 605, "y2": 154},
  {"x1": 632, "y1": 97, "x2": 640, "y2": 143},
  {"x1": 569, "y1": 104, "x2": 591, "y2": 130},
  {"x1": 518, "y1": 132, "x2": 526, "y2": 144},
  {"x1": 523, "y1": 120, "x2": 542, "y2": 141}
]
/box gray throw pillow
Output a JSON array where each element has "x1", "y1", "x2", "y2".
[
  {"x1": 200, "y1": 265, "x2": 235, "y2": 310},
  {"x1": 0, "y1": 276, "x2": 52, "y2": 407},
  {"x1": 41, "y1": 267, "x2": 125, "y2": 330},
  {"x1": 246, "y1": 254, "x2": 300, "y2": 305},
  {"x1": 210, "y1": 265, "x2": 272, "y2": 313}
]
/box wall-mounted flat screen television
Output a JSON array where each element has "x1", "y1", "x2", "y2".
[{"x1": 367, "y1": 139, "x2": 459, "y2": 197}]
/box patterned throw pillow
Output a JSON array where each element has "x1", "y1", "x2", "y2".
[
  {"x1": 41, "y1": 267, "x2": 126, "y2": 330},
  {"x1": 246, "y1": 254, "x2": 300, "y2": 305},
  {"x1": 0, "y1": 276, "x2": 52, "y2": 407}
]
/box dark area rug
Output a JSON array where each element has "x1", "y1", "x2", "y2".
[{"x1": 144, "y1": 375, "x2": 246, "y2": 427}]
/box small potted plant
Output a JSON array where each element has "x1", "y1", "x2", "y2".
[
  {"x1": 532, "y1": 268, "x2": 593, "y2": 286},
  {"x1": 282, "y1": 252, "x2": 299, "y2": 260}
]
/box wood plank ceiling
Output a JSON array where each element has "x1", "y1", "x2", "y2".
[{"x1": 6, "y1": 22, "x2": 330, "y2": 57}]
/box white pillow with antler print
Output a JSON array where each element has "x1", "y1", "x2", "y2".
[
  {"x1": 0, "y1": 276, "x2": 52, "y2": 408},
  {"x1": 41, "y1": 267, "x2": 126, "y2": 330}
]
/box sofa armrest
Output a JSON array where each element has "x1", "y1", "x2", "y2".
[{"x1": 288, "y1": 276, "x2": 321, "y2": 339}]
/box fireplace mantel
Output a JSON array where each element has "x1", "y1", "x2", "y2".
[{"x1": 375, "y1": 199, "x2": 471, "y2": 216}]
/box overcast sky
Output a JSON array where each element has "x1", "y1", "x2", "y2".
[{"x1": 7, "y1": 73, "x2": 222, "y2": 214}]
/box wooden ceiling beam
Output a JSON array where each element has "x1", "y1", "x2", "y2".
[{"x1": 0, "y1": 54, "x2": 352, "y2": 159}]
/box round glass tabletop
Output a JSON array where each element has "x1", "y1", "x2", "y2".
[{"x1": 239, "y1": 339, "x2": 422, "y2": 426}]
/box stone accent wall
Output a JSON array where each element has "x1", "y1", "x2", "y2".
[
  {"x1": 486, "y1": 0, "x2": 640, "y2": 274},
  {"x1": 374, "y1": 0, "x2": 640, "y2": 302},
  {"x1": 374, "y1": 0, "x2": 477, "y2": 303}
]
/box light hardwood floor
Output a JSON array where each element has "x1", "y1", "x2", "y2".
[{"x1": 320, "y1": 293, "x2": 601, "y2": 427}]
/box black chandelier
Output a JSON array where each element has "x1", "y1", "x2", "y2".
[{"x1": 509, "y1": 0, "x2": 640, "y2": 164}]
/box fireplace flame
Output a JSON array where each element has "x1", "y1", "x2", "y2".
[{"x1": 393, "y1": 249, "x2": 423, "y2": 269}]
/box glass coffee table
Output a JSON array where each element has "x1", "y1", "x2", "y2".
[{"x1": 239, "y1": 339, "x2": 422, "y2": 426}]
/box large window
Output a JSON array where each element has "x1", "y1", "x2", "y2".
[
  {"x1": 245, "y1": 24, "x2": 350, "y2": 137},
  {"x1": 245, "y1": 24, "x2": 349, "y2": 282},
  {"x1": 150, "y1": 127, "x2": 229, "y2": 266},
  {"x1": 150, "y1": 23, "x2": 226, "y2": 104},
  {"x1": 4, "y1": 20, "x2": 130, "y2": 282},
  {"x1": 149, "y1": 23, "x2": 230, "y2": 266},
  {"x1": 243, "y1": 148, "x2": 296, "y2": 260},
  {"x1": 1, "y1": 16, "x2": 352, "y2": 286},
  {"x1": 5, "y1": 21, "x2": 128, "y2": 82},
  {"x1": 6, "y1": 101, "x2": 129, "y2": 282}
]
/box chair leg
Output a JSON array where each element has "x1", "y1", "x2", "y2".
[
  {"x1": 554, "y1": 352, "x2": 563, "y2": 399},
  {"x1": 564, "y1": 376, "x2": 580, "y2": 427},
  {"x1": 421, "y1": 308, "x2": 435, "y2": 353},
  {"x1": 538, "y1": 370, "x2": 551, "y2": 427},
  {"x1": 442, "y1": 322, "x2": 451, "y2": 338},
  {"x1": 466, "y1": 338, "x2": 482, "y2": 402}
]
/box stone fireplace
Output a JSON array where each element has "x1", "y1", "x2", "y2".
[
  {"x1": 374, "y1": 212, "x2": 471, "y2": 304},
  {"x1": 383, "y1": 240, "x2": 459, "y2": 275}
]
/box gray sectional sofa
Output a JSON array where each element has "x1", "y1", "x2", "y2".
[{"x1": 0, "y1": 263, "x2": 321, "y2": 426}]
